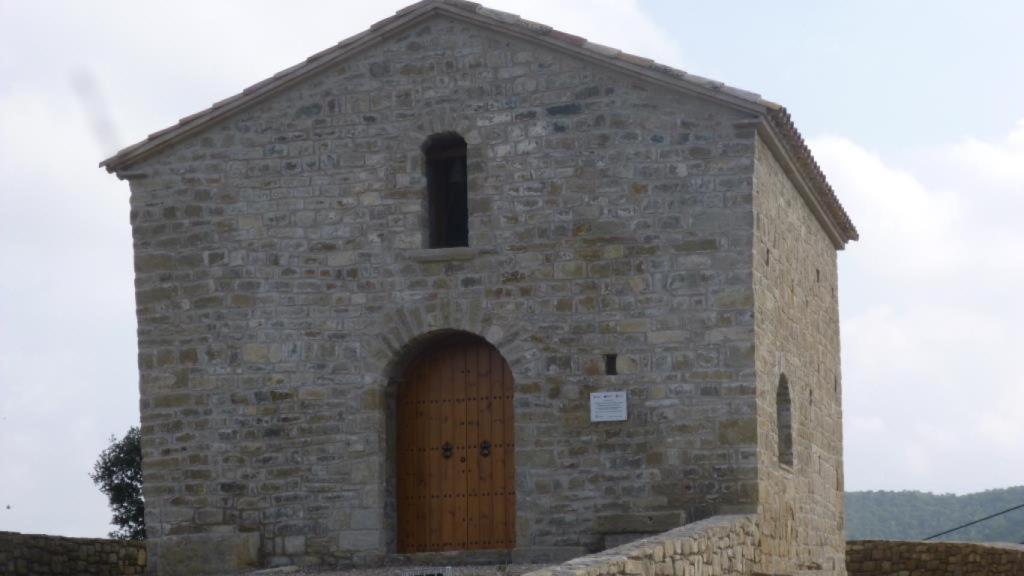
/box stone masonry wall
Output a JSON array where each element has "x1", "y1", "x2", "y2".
[
  {"x1": 752, "y1": 135, "x2": 846, "y2": 574},
  {"x1": 0, "y1": 531, "x2": 146, "y2": 575},
  {"x1": 847, "y1": 540, "x2": 1024, "y2": 576},
  {"x1": 521, "y1": 515, "x2": 759, "y2": 576},
  {"x1": 123, "y1": 13, "x2": 761, "y2": 571}
]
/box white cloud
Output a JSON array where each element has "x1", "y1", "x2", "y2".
[
  {"x1": 812, "y1": 121, "x2": 1024, "y2": 494},
  {"x1": 812, "y1": 136, "x2": 966, "y2": 276},
  {"x1": 486, "y1": 0, "x2": 685, "y2": 68},
  {"x1": 950, "y1": 119, "x2": 1024, "y2": 188}
]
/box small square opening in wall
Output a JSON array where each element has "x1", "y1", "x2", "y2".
[{"x1": 604, "y1": 354, "x2": 618, "y2": 375}]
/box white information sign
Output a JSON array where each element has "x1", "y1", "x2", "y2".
[{"x1": 590, "y1": 391, "x2": 627, "y2": 422}]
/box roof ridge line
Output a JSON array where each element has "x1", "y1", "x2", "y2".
[{"x1": 100, "y1": 0, "x2": 770, "y2": 171}]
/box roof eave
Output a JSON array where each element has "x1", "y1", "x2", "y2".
[{"x1": 755, "y1": 111, "x2": 859, "y2": 249}]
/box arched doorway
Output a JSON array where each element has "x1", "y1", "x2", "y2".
[{"x1": 395, "y1": 333, "x2": 515, "y2": 553}]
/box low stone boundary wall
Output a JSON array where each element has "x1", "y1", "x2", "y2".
[
  {"x1": 0, "y1": 531, "x2": 146, "y2": 575},
  {"x1": 522, "y1": 515, "x2": 759, "y2": 576},
  {"x1": 847, "y1": 540, "x2": 1024, "y2": 576}
]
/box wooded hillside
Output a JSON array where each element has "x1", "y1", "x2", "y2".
[{"x1": 845, "y1": 486, "x2": 1024, "y2": 542}]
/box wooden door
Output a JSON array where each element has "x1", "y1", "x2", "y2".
[{"x1": 396, "y1": 336, "x2": 515, "y2": 552}]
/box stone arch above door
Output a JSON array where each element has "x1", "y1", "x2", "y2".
[
  {"x1": 368, "y1": 299, "x2": 538, "y2": 552},
  {"x1": 368, "y1": 299, "x2": 538, "y2": 385}
]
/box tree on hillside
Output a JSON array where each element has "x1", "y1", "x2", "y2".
[{"x1": 91, "y1": 426, "x2": 145, "y2": 540}]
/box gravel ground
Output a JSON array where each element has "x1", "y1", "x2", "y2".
[{"x1": 244, "y1": 564, "x2": 550, "y2": 576}]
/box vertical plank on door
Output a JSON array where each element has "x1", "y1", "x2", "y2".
[
  {"x1": 478, "y1": 342, "x2": 494, "y2": 548},
  {"x1": 490, "y1": 347, "x2": 507, "y2": 547},
  {"x1": 464, "y1": 342, "x2": 479, "y2": 549},
  {"x1": 440, "y1": 344, "x2": 455, "y2": 549},
  {"x1": 454, "y1": 344, "x2": 469, "y2": 549},
  {"x1": 414, "y1": 358, "x2": 430, "y2": 552},
  {"x1": 428, "y1": 352, "x2": 443, "y2": 550}
]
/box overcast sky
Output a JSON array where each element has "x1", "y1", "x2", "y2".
[{"x1": 1, "y1": 0, "x2": 1022, "y2": 538}]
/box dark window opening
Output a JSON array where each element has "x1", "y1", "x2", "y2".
[
  {"x1": 604, "y1": 354, "x2": 618, "y2": 375},
  {"x1": 777, "y1": 374, "x2": 793, "y2": 467},
  {"x1": 424, "y1": 132, "x2": 468, "y2": 248}
]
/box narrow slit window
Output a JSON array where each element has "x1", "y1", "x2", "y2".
[
  {"x1": 604, "y1": 354, "x2": 618, "y2": 375},
  {"x1": 777, "y1": 374, "x2": 793, "y2": 467},
  {"x1": 423, "y1": 132, "x2": 468, "y2": 248}
]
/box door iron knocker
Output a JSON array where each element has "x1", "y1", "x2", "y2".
[
  {"x1": 479, "y1": 440, "x2": 492, "y2": 458},
  {"x1": 441, "y1": 441, "x2": 453, "y2": 459}
]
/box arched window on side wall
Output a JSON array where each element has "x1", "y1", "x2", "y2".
[
  {"x1": 777, "y1": 374, "x2": 794, "y2": 467},
  {"x1": 423, "y1": 132, "x2": 468, "y2": 248}
]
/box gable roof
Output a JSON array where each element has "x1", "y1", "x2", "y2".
[{"x1": 99, "y1": 0, "x2": 857, "y2": 247}]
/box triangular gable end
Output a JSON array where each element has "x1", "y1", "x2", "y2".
[{"x1": 99, "y1": 0, "x2": 857, "y2": 247}]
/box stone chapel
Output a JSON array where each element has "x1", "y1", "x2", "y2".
[{"x1": 101, "y1": 1, "x2": 858, "y2": 574}]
